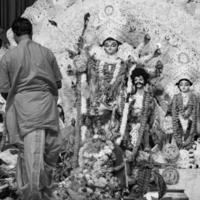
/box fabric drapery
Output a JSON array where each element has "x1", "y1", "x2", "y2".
[{"x1": 0, "y1": 0, "x2": 36, "y2": 31}]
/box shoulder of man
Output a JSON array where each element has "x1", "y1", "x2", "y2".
[
  {"x1": 31, "y1": 40, "x2": 47, "y2": 50},
  {"x1": 32, "y1": 41, "x2": 57, "y2": 63},
  {"x1": 34, "y1": 41, "x2": 55, "y2": 58},
  {"x1": 33, "y1": 40, "x2": 51, "y2": 50}
]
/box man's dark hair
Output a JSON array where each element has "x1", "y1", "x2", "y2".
[
  {"x1": 131, "y1": 67, "x2": 149, "y2": 85},
  {"x1": 11, "y1": 17, "x2": 32, "y2": 36},
  {"x1": 0, "y1": 39, "x2": 2, "y2": 48}
]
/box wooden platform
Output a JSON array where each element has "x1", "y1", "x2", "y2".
[
  {"x1": 162, "y1": 190, "x2": 189, "y2": 200},
  {"x1": 160, "y1": 169, "x2": 200, "y2": 200}
]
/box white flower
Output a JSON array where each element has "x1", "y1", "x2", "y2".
[
  {"x1": 95, "y1": 177, "x2": 107, "y2": 187},
  {"x1": 156, "y1": 43, "x2": 161, "y2": 49},
  {"x1": 163, "y1": 116, "x2": 173, "y2": 134}
]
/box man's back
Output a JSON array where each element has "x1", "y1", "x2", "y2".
[
  {"x1": 0, "y1": 38, "x2": 62, "y2": 137},
  {"x1": 1, "y1": 39, "x2": 61, "y2": 96}
]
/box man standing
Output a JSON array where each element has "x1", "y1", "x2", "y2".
[{"x1": 0, "y1": 17, "x2": 62, "y2": 200}]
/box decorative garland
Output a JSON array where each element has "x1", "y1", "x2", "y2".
[
  {"x1": 81, "y1": 74, "x2": 87, "y2": 114},
  {"x1": 132, "y1": 92, "x2": 151, "y2": 157},
  {"x1": 98, "y1": 59, "x2": 121, "y2": 86},
  {"x1": 118, "y1": 64, "x2": 136, "y2": 141},
  {"x1": 176, "y1": 93, "x2": 194, "y2": 119},
  {"x1": 172, "y1": 93, "x2": 197, "y2": 147},
  {"x1": 119, "y1": 101, "x2": 130, "y2": 140},
  {"x1": 118, "y1": 88, "x2": 152, "y2": 158},
  {"x1": 110, "y1": 59, "x2": 122, "y2": 85}
]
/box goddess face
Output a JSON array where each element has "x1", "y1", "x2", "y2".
[
  {"x1": 103, "y1": 39, "x2": 119, "y2": 55},
  {"x1": 178, "y1": 79, "x2": 191, "y2": 93}
]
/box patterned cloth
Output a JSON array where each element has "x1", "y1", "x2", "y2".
[{"x1": 16, "y1": 129, "x2": 62, "y2": 200}]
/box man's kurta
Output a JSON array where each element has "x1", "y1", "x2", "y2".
[{"x1": 0, "y1": 38, "x2": 62, "y2": 141}]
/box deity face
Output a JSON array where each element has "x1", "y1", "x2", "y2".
[
  {"x1": 103, "y1": 39, "x2": 119, "y2": 55},
  {"x1": 134, "y1": 75, "x2": 145, "y2": 89},
  {"x1": 178, "y1": 80, "x2": 191, "y2": 93}
]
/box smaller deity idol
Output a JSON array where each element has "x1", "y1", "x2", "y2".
[
  {"x1": 170, "y1": 77, "x2": 197, "y2": 149},
  {"x1": 125, "y1": 67, "x2": 156, "y2": 152}
]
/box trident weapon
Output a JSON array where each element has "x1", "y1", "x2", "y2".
[
  {"x1": 49, "y1": 13, "x2": 90, "y2": 168},
  {"x1": 72, "y1": 13, "x2": 90, "y2": 168}
]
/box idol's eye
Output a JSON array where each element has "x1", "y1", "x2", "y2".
[
  {"x1": 104, "y1": 43, "x2": 110, "y2": 47},
  {"x1": 179, "y1": 80, "x2": 190, "y2": 87},
  {"x1": 179, "y1": 82, "x2": 184, "y2": 86},
  {"x1": 111, "y1": 42, "x2": 117, "y2": 47},
  {"x1": 185, "y1": 82, "x2": 190, "y2": 86}
]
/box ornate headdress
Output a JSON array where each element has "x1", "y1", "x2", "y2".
[
  {"x1": 172, "y1": 66, "x2": 197, "y2": 86},
  {"x1": 96, "y1": 21, "x2": 130, "y2": 45},
  {"x1": 90, "y1": 0, "x2": 130, "y2": 45}
]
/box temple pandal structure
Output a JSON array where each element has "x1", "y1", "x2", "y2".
[{"x1": 1, "y1": 0, "x2": 200, "y2": 199}]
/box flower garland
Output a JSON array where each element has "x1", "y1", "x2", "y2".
[
  {"x1": 118, "y1": 64, "x2": 136, "y2": 142},
  {"x1": 79, "y1": 138, "x2": 114, "y2": 161},
  {"x1": 110, "y1": 59, "x2": 122, "y2": 84},
  {"x1": 81, "y1": 73, "x2": 87, "y2": 114},
  {"x1": 118, "y1": 101, "x2": 130, "y2": 142},
  {"x1": 55, "y1": 137, "x2": 120, "y2": 200},
  {"x1": 118, "y1": 89, "x2": 152, "y2": 157},
  {"x1": 172, "y1": 93, "x2": 197, "y2": 146},
  {"x1": 176, "y1": 93, "x2": 194, "y2": 119},
  {"x1": 132, "y1": 92, "x2": 151, "y2": 157}
]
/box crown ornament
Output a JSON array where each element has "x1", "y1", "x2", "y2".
[
  {"x1": 96, "y1": 21, "x2": 130, "y2": 45},
  {"x1": 172, "y1": 66, "x2": 198, "y2": 85}
]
